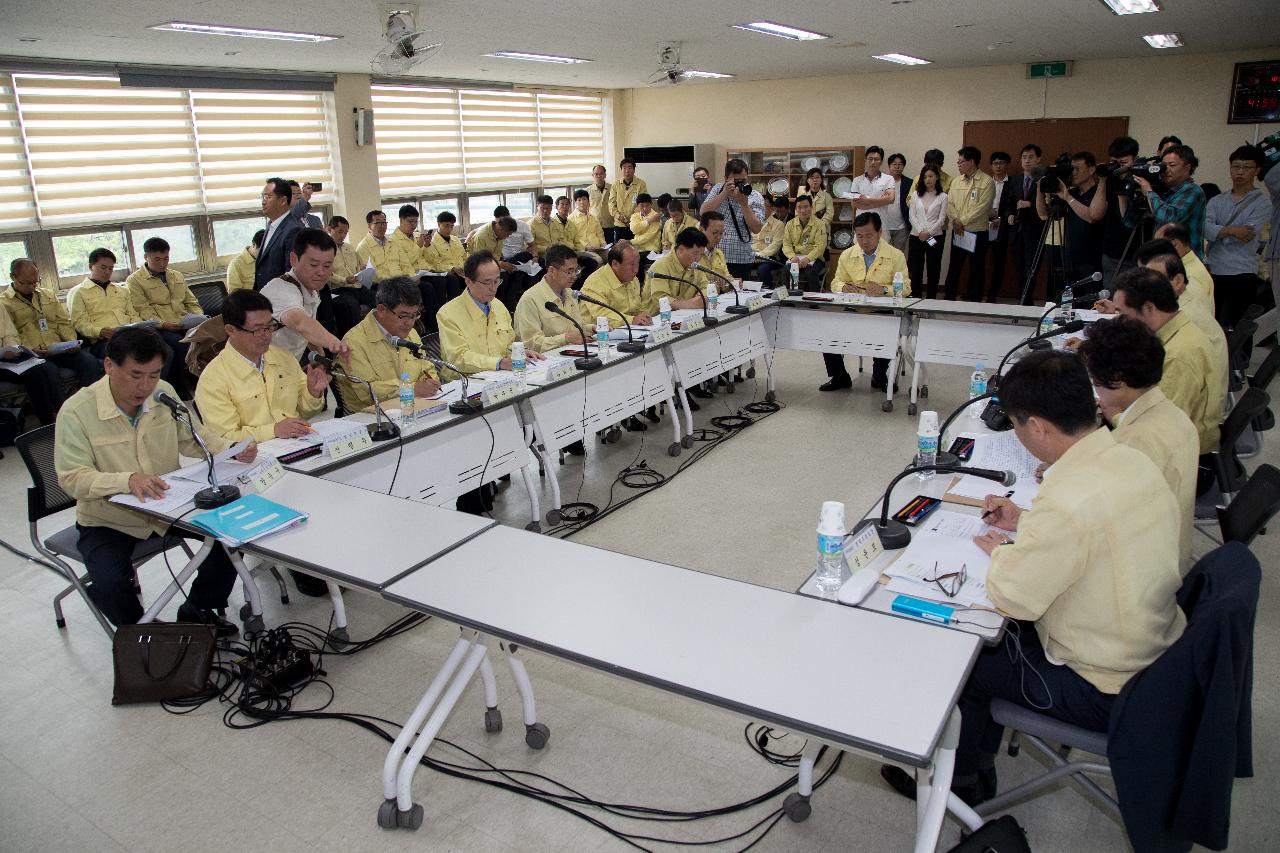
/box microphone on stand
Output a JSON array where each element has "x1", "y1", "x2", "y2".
[
  {"x1": 692, "y1": 262, "x2": 747, "y2": 314},
  {"x1": 993, "y1": 319, "x2": 1086, "y2": 384},
  {"x1": 873, "y1": 464, "x2": 1016, "y2": 549},
  {"x1": 153, "y1": 390, "x2": 240, "y2": 509},
  {"x1": 391, "y1": 337, "x2": 480, "y2": 415},
  {"x1": 307, "y1": 352, "x2": 399, "y2": 441},
  {"x1": 649, "y1": 271, "x2": 718, "y2": 326},
  {"x1": 1035, "y1": 275, "x2": 1106, "y2": 330},
  {"x1": 575, "y1": 292, "x2": 645, "y2": 353},
  {"x1": 543, "y1": 301, "x2": 603, "y2": 370}
]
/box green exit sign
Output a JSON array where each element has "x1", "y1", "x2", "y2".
[{"x1": 1028, "y1": 61, "x2": 1073, "y2": 79}]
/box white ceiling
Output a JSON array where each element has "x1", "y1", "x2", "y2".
[{"x1": 0, "y1": 0, "x2": 1275, "y2": 89}]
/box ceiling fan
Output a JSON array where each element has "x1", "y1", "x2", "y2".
[{"x1": 371, "y1": 4, "x2": 442, "y2": 75}]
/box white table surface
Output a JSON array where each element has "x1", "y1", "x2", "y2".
[
  {"x1": 383, "y1": 525, "x2": 981, "y2": 766},
  {"x1": 909, "y1": 299, "x2": 1045, "y2": 323},
  {"x1": 127, "y1": 472, "x2": 495, "y2": 592}
]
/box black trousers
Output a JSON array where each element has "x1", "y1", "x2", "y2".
[
  {"x1": 49, "y1": 349, "x2": 102, "y2": 388},
  {"x1": 795, "y1": 260, "x2": 827, "y2": 293},
  {"x1": 156, "y1": 329, "x2": 193, "y2": 396},
  {"x1": 75, "y1": 524, "x2": 238, "y2": 626},
  {"x1": 957, "y1": 621, "x2": 1114, "y2": 776},
  {"x1": 987, "y1": 231, "x2": 1011, "y2": 302},
  {"x1": 944, "y1": 232, "x2": 989, "y2": 302},
  {"x1": 908, "y1": 235, "x2": 944, "y2": 300},
  {"x1": 0, "y1": 359, "x2": 63, "y2": 424},
  {"x1": 331, "y1": 287, "x2": 374, "y2": 339},
  {"x1": 1213, "y1": 272, "x2": 1266, "y2": 329},
  {"x1": 823, "y1": 352, "x2": 849, "y2": 380}
]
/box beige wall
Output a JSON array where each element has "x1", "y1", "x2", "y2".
[
  {"x1": 614, "y1": 48, "x2": 1280, "y2": 189},
  {"x1": 331, "y1": 74, "x2": 383, "y2": 242}
]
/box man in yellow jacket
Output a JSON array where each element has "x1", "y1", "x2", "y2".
[
  {"x1": 579, "y1": 241, "x2": 655, "y2": 329},
  {"x1": 821, "y1": 212, "x2": 909, "y2": 392},
  {"x1": 194, "y1": 289, "x2": 328, "y2": 444},
  {"x1": 781, "y1": 195, "x2": 829, "y2": 292},
  {"x1": 337, "y1": 278, "x2": 440, "y2": 412},
  {"x1": 629, "y1": 194, "x2": 662, "y2": 254},
  {"x1": 646, "y1": 228, "x2": 710, "y2": 310},
  {"x1": 422, "y1": 210, "x2": 468, "y2": 301},
  {"x1": 69, "y1": 248, "x2": 140, "y2": 357},
  {"x1": 752, "y1": 196, "x2": 788, "y2": 287},
  {"x1": 225, "y1": 230, "x2": 262, "y2": 292},
  {"x1": 355, "y1": 210, "x2": 392, "y2": 279},
  {"x1": 661, "y1": 200, "x2": 697, "y2": 252},
  {"x1": 514, "y1": 244, "x2": 592, "y2": 353},
  {"x1": 437, "y1": 250, "x2": 546, "y2": 375},
  {"x1": 608, "y1": 157, "x2": 647, "y2": 236},
  {"x1": 3, "y1": 257, "x2": 102, "y2": 391},
  {"x1": 124, "y1": 236, "x2": 205, "y2": 395}
]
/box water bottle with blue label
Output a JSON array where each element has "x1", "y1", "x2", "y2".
[
  {"x1": 659, "y1": 296, "x2": 672, "y2": 327},
  {"x1": 595, "y1": 316, "x2": 610, "y2": 359},
  {"x1": 916, "y1": 410, "x2": 939, "y2": 481},
  {"x1": 815, "y1": 500, "x2": 847, "y2": 591},
  {"x1": 399, "y1": 372, "x2": 415, "y2": 426},
  {"x1": 706, "y1": 282, "x2": 718, "y2": 313},
  {"x1": 510, "y1": 340, "x2": 527, "y2": 384},
  {"x1": 892, "y1": 271, "x2": 905, "y2": 305},
  {"x1": 969, "y1": 363, "x2": 988, "y2": 418},
  {"x1": 789, "y1": 262, "x2": 800, "y2": 291}
]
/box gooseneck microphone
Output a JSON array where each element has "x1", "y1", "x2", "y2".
[
  {"x1": 649, "y1": 271, "x2": 719, "y2": 326},
  {"x1": 307, "y1": 352, "x2": 398, "y2": 441},
  {"x1": 152, "y1": 390, "x2": 240, "y2": 509},
  {"x1": 692, "y1": 262, "x2": 747, "y2": 314},
  {"x1": 874, "y1": 464, "x2": 1016, "y2": 549},
  {"x1": 575, "y1": 292, "x2": 645, "y2": 353},
  {"x1": 543, "y1": 301, "x2": 603, "y2": 370},
  {"x1": 391, "y1": 337, "x2": 480, "y2": 415},
  {"x1": 1035, "y1": 276, "x2": 1107, "y2": 328},
  {"x1": 994, "y1": 319, "x2": 1086, "y2": 382}
]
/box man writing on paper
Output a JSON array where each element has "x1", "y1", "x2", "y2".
[
  {"x1": 820, "y1": 212, "x2": 909, "y2": 393},
  {"x1": 882, "y1": 350, "x2": 1184, "y2": 806},
  {"x1": 579, "y1": 241, "x2": 654, "y2": 330},
  {"x1": 1134, "y1": 243, "x2": 1228, "y2": 393},
  {"x1": 698, "y1": 211, "x2": 734, "y2": 290},
  {"x1": 337, "y1": 277, "x2": 440, "y2": 412},
  {"x1": 438, "y1": 250, "x2": 545, "y2": 375},
  {"x1": 781, "y1": 194, "x2": 829, "y2": 292},
  {"x1": 646, "y1": 227, "x2": 710, "y2": 311},
  {"x1": 3, "y1": 258, "x2": 102, "y2": 391},
  {"x1": 1078, "y1": 317, "x2": 1198, "y2": 569},
  {"x1": 514, "y1": 244, "x2": 592, "y2": 353},
  {"x1": 54, "y1": 327, "x2": 256, "y2": 633}
]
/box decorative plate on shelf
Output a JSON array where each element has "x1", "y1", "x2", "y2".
[
  {"x1": 767, "y1": 177, "x2": 790, "y2": 195},
  {"x1": 831, "y1": 176, "x2": 854, "y2": 198},
  {"x1": 831, "y1": 230, "x2": 853, "y2": 249},
  {"x1": 829, "y1": 153, "x2": 850, "y2": 172},
  {"x1": 838, "y1": 206, "x2": 853, "y2": 222},
  {"x1": 763, "y1": 161, "x2": 782, "y2": 173},
  {"x1": 800, "y1": 156, "x2": 820, "y2": 171}
]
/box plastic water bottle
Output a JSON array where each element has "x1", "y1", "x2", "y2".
[
  {"x1": 706, "y1": 282, "x2": 718, "y2": 313},
  {"x1": 398, "y1": 372, "x2": 415, "y2": 426},
  {"x1": 595, "y1": 316, "x2": 611, "y2": 359},
  {"x1": 1058, "y1": 282, "x2": 1074, "y2": 323},
  {"x1": 815, "y1": 501, "x2": 847, "y2": 592},
  {"x1": 789, "y1": 261, "x2": 800, "y2": 291},
  {"x1": 1039, "y1": 308, "x2": 1054, "y2": 338},
  {"x1": 969, "y1": 363, "x2": 988, "y2": 418},
  {"x1": 916, "y1": 410, "x2": 939, "y2": 481},
  {"x1": 659, "y1": 296, "x2": 672, "y2": 327},
  {"x1": 892, "y1": 271, "x2": 905, "y2": 305},
  {"x1": 510, "y1": 340, "x2": 527, "y2": 385}
]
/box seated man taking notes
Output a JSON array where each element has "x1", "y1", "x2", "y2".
[
  {"x1": 882, "y1": 350, "x2": 1184, "y2": 806},
  {"x1": 578, "y1": 241, "x2": 654, "y2": 330},
  {"x1": 646, "y1": 227, "x2": 710, "y2": 310},
  {"x1": 337, "y1": 277, "x2": 440, "y2": 412},
  {"x1": 54, "y1": 327, "x2": 255, "y2": 633},
  {"x1": 514, "y1": 244, "x2": 592, "y2": 353},
  {"x1": 438, "y1": 250, "x2": 545, "y2": 374}
]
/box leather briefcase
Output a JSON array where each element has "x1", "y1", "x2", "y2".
[{"x1": 112, "y1": 622, "x2": 217, "y2": 705}]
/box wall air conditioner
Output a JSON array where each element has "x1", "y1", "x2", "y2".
[{"x1": 622, "y1": 144, "x2": 716, "y2": 199}]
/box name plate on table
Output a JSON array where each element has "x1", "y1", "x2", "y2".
[
  {"x1": 646, "y1": 326, "x2": 675, "y2": 347},
  {"x1": 325, "y1": 429, "x2": 373, "y2": 461},
  {"x1": 844, "y1": 522, "x2": 885, "y2": 573},
  {"x1": 481, "y1": 377, "x2": 520, "y2": 405},
  {"x1": 680, "y1": 316, "x2": 705, "y2": 333},
  {"x1": 545, "y1": 360, "x2": 577, "y2": 383},
  {"x1": 239, "y1": 458, "x2": 284, "y2": 492},
  {"x1": 747, "y1": 295, "x2": 769, "y2": 312}
]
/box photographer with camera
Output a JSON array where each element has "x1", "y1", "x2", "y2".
[
  {"x1": 689, "y1": 165, "x2": 712, "y2": 213},
  {"x1": 699, "y1": 158, "x2": 766, "y2": 279},
  {"x1": 1096, "y1": 136, "x2": 1142, "y2": 286},
  {"x1": 1036, "y1": 152, "x2": 1106, "y2": 298},
  {"x1": 1134, "y1": 144, "x2": 1207, "y2": 261}
]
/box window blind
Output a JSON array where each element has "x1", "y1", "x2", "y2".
[
  {"x1": 370, "y1": 85, "x2": 465, "y2": 195},
  {"x1": 459, "y1": 90, "x2": 540, "y2": 191},
  {"x1": 0, "y1": 78, "x2": 37, "y2": 233},
  {"x1": 534, "y1": 93, "x2": 606, "y2": 186}
]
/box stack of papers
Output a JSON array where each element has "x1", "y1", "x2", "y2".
[
  {"x1": 258, "y1": 418, "x2": 369, "y2": 459},
  {"x1": 123, "y1": 319, "x2": 160, "y2": 330},
  {"x1": 167, "y1": 439, "x2": 255, "y2": 486},
  {"x1": 47, "y1": 340, "x2": 83, "y2": 354},
  {"x1": 515, "y1": 260, "x2": 542, "y2": 277},
  {"x1": 189, "y1": 493, "x2": 308, "y2": 547},
  {"x1": 109, "y1": 478, "x2": 205, "y2": 514},
  {"x1": 0, "y1": 345, "x2": 43, "y2": 374},
  {"x1": 882, "y1": 510, "x2": 1012, "y2": 608},
  {"x1": 945, "y1": 431, "x2": 1041, "y2": 510}
]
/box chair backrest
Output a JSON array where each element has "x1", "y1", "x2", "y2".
[
  {"x1": 15, "y1": 424, "x2": 75, "y2": 522},
  {"x1": 1218, "y1": 463, "x2": 1280, "y2": 546},
  {"x1": 1219, "y1": 387, "x2": 1269, "y2": 458},
  {"x1": 1248, "y1": 347, "x2": 1280, "y2": 392},
  {"x1": 1226, "y1": 318, "x2": 1258, "y2": 375},
  {"x1": 190, "y1": 281, "x2": 228, "y2": 316}
]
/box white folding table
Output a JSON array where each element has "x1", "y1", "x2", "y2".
[
  {"x1": 664, "y1": 308, "x2": 775, "y2": 439},
  {"x1": 381, "y1": 525, "x2": 984, "y2": 851}
]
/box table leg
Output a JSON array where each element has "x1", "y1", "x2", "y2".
[
  {"x1": 479, "y1": 653, "x2": 503, "y2": 733},
  {"x1": 782, "y1": 740, "x2": 823, "y2": 823},
  {"x1": 675, "y1": 382, "x2": 694, "y2": 449},
  {"x1": 517, "y1": 456, "x2": 541, "y2": 533},
  {"x1": 503, "y1": 642, "x2": 550, "y2": 749},
  {"x1": 226, "y1": 549, "x2": 266, "y2": 635},
  {"x1": 665, "y1": 392, "x2": 682, "y2": 457},
  {"x1": 882, "y1": 353, "x2": 899, "y2": 413},
  {"x1": 139, "y1": 536, "x2": 215, "y2": 623},
  {"x1": 914, "y1": 707, "x2": 969, "y2": 853},
  {"x1": 326, "y1": 581, "x2": 349, "y2": 648}
]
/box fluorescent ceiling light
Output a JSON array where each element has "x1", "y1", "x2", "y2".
[
  {"x1": 150, "y1": 21, "x2": 339, "y2": 42},
  {"x1": 731, "y1": 21, "x2": 829, "y2": 41},
  {"x1": 873, "y1": 53, "x2": 931, "y2": 66},
  {"x1": 1142, "y1": 33, "x2": 1184, "y2": 48},
  {"x1": 486, "y1": 51, "x2": 591, "y2": 64},
  {"x1": 683, "y1": 69, "x2": 735, "y2": 79},
  {"x1": 1098, "y1": 0, "x2": 1162, "y2": 15}
]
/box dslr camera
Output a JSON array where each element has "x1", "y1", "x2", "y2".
[
  {"x1": 733, "y1": 178, "x2": 753, "y2": 194},
  {"x1": 1038, "y1": 154, "x2": 1073, "y2": 194}
]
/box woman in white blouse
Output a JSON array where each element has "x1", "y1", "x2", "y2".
[{"x1": 908, "y1": 164, "x2": 949, "y2": 299}]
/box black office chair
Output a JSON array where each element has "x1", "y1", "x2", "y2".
[
  {"x1": 15, "y1": 425, "x2": 194, "y2": 637},
  {"x1": 1244, "y1": 347, "x2": 1280, "y2": 449},
  {"x1": 190, "y1": 281, "x2": 228, "y2": 317},
  {"x1": 1217, "y1": 463, "x2": 1280, "y2": 546},
  {"x1": 1209, "y1": 387, "x2": 1270, "y2": 501}
]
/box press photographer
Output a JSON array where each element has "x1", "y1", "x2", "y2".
[
  {"x1": 699, "y1": 159, "x2": 766, "y2": 279},
  {"x1": 1093, "y1": 136, "x2": 1141, "y2": 284},
  {"x1": 1134, "y1": 144, "x2": 1207, "y2": 261},
  {"x1": 1035, "y1": 152, "x2": 1106, "y2": 298}
]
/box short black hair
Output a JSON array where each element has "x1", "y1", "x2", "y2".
[
  {"x1": 636, "y1": 193, "x2": 653, "y2": 204},
  {"x1": 793, "y1": 194, "x2": 813, "y2": 209},
  {"x1": 1158, "y1": 135, "x2": 1183, "y2": 150},
  {"x1": 223, "y1": 288, "x2": 273, "y2": 328},
  {"x1": 250, "y1": 229, "x2": 265, "y2": 249},
  {"x1": 1021, "y1": 143, "x2": 1042, "y2": 158},
  {"x1": 495, "y1": 215, "x2": 518, "y2": 233},
  {"x1": 142, "y1": 237, "x2": 169, "y2": 255},
  {"x1": 998, "y1": 350, "x2": 1098, "y2": 434},
  {"x1": 375, "y1": 277, "x2": 422, "y2": 310},
  {"x1": 437, "y1": 211, "x2": 457, "y2": 224},
  {"x1": 536, "y1": 194, "x2": 553, "y2": 206},
  {"x1": 555, "y1": 195, "x2": 570, "y2": 206},
  {"x1": 264, "y1": 177, "x2": 291, "y2": 201},
  {"x1": 770, "y1": 195, "x2": 790, "y2": 209},
  {"x1": 957, "y1": 146, "x2": 981, "y2": 165},
  {"x1": 724, "y1": 158, "x2": 748, "y2": 177},
  {"x1": 1155, "y1": 222, "x2": 1191, "y2": 246},
  {"x1": 1079, "y1": 316, "x2": 1165, "y2": 390},
  {"x1": 1114, "y1": 266, "x2": 1180, "y2": 314},
  {"x1": 292, "y1": 228, "x2": 336, "y2": 258},
  {"x1": 105, "y1": 327, "x2": 171, "y2": 367},
  {"x1": 655, "y1": 192, "x2": 672, "y2": 210},
  {"x1": 88, "y1": 247, "x2": 116, "y2": 266},
  {"x1": 674, "y1": 227, "x2": 708, "y2": 250},
  {"x1": 619, "y1": 157, "x2": 637, "y2": 168},
  {"x1": 1108, "y1": 136, "x2": 1140, "y2": 159},
  {"x1": 699, "y1": 210, "x2": 724, "y2": 229},
  {"x1": 924, "y1": 148, "x2": 945, "y2": 165},
  {"x1": 666, "y1": 198, "x2": 684, "y2": 214},
  {"x1": 328, "y1": 215, "x2": 349, "y2": 229},
  {"x1": 493, "y1": 205, "x2": 510, "y2": 218},
  {"x1": 853, "y1": 211, "x2": 882, "y2": 231},
  {"x1": 398, "y1": 204, "x2": 420, "y2": 220},
  {"x1": 1164, "y1": 144, "x2": 1198, "y2": 172},
  {"x1": 1228, "y1": 144, "x2": 1264, "y2": 168},
  {"x1": 887, "y1": 153, "x2": 906, "y2": 167},
  {"x1": 1142, "y1": 251, "x2": 1187, "y2": 283},
  {"x1": 573, "y1": 189, "x2": 589, "y2": 201},
  {"x1": 1134, "y1": 238, "x2": 1179, "y2": 266},
  {"x1": 990, "y1": 151, "x2": 1012, "y2": 165},
  {"x1": 464, "y1": 250, "x2": 499, "y2": 280},
  {"x1": 1071, "y1": 151, "x2": 1097, "y2": 168},
  {"x1": 866, "y1": 145, "x2": 884, "y2": 159},
  {"x1": 366, "y1": 209, "x2": 386, "y2": 225},
  {"x1": 545, "y1": 244, "x2": 577, "y2": 269}
]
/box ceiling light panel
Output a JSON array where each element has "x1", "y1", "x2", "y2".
[
  {"x1": 873, "y1": 53, "x2": 931, "y2": 66},
  {"x1": 731, "y1": 22, "x2": 829, "y2": 41},
  {"x1": 1099, "y1": 0, "x2": 1162, "y2": 15},
  {"x1": 486, "y1": 51, "x2": 591, "y2": 64},
  {"x1": 682, "y1": 70, "x2": 735, "y2": 79},
  {"x1": 1142, "y1": 33, "x2": 1183, "y2": 48},
  {"x1": 150, "y1": 22, "x2": 340, "y2": 42}
]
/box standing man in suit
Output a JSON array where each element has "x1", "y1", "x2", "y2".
[
  {"x1": 887, "y1": 153, "x2": 913, "y2": 253},
  {"x1": 1010, "y1": 144, "x2": 1045, "y2": 303},
  {"x1": 986, "y1": 152, "x2": 1015, "y2": 302},
  {"x1": 254, "y1": 177, "x2": 303, "y2": 292}
]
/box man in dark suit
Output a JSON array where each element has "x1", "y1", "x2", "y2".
[
  {"x1": 986, "y1": 151, "x2": 1016, "y2": 301},
  {"x1": 1010, "y1": 144, "x2": 1046, "y2": 303},
  {"x1": 254, "y1": 177, "x2": 303, "y2": 292},
  {"x1": 888, "y1": 153, "x2": 913, "y2": 253}
]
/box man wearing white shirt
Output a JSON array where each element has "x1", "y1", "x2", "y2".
[
  {"x1": 260, "y1": 229, "x2": 351, "y2": 364},
  {"x1": 255, "y1": 177, "x2": 303, "y2": 291},
  {"x1": 849, "y1": 146, "x2": 897, "y2": 234}
]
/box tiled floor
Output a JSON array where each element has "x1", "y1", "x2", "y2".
[{"x1": 1, "y1": 347, "x2": 1275, "y2": 852}]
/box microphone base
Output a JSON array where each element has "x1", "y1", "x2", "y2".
[
  {"x1": 616, "y1": 341, "x2": 646, "y2": 353},
  {"x1": 935, "y1": 451, "x2": 959, "y2": 467},
  {"x1": 873, "y1": 518, "x2": 912, "y2": 550},
  {"x1": 703, "y1": 315, "x2": 720, "y2": 326},
  {"x1": 367, "y1": 422, "x2": 401, "y2": 442},
  {"x1": 194, "y1": 485, "x2": 240, "y2": 510},
  {"x1": 788, "y1": 288, "x2": 804, "y2": 297},
  {"x1": 1027, "y1": 339, "x2": 1052, "y2": 351},
  {"x1": 724, "y1": 305, "x2": 749, "y2": 315},
  {"x1": 449, "y1": 400, "x2": 483, "y2": 415},
  {"x1": 574, "y1": 357, "x2": 604, "y2": 370}
]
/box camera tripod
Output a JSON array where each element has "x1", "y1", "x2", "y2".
[{"x1": 1017, "y1": 200, "x2": 1071, "y2": 305}]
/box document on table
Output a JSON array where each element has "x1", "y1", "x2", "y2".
[
  {"x1": 431, "y1": 378, "x2": 489, "y2": 401},
  {"x1": 109, "y1": 477, "x2": 205, "y2": 515},
  {"x1": 952, "y1": 230, "x2": 977, "y2": 253},
  {"x1": 356, "y1": 266, "x2": 376, "y2": 289},
  {"x1": 521, "y1": 355, "x2": 574, "y2": 386},
  {"x1": 882, "y1": 510, "x2": 1011, "y2": 607},
  {"x1": 46, "y1": 340, "x2": 83, "y2": 354},
  {"x1": 607, "y1": 327, "x2": 648, "y2": 341},
  {"x1": 515, "y1": 260, "x2": 542, "y2": 277},
  {"x1": 166, "y1": 438, "x2": 254, "y2": 485},
  {"x1": 257, "y1": 418, "x2": 369, "y2": 458},
  {"x1": 945, "y1": 431, "x2": 1041, "y2": 510}
]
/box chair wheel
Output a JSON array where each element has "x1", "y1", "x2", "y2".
[
  {"x1": 525, "y1": 722, "x2": 550, "y2": 749},
  {"x1": 328, "y1": 627, "x2": 350, "y2": 649},
  {"x1": 484, "y1": 707, "x2": 503, "y2": 733},
  {"x1": 377, "y1": 799, "x2": 397, "y2": 829},
  {"x1": 668, "y1": 442, "x2": 681, "y2": 457},
  {"x1": 397, "y1": 803, "x2": 424, "y2": 829},
  {"x1": 746, "y1": 367, "x2": 756, "y2": 379},
  {"x1": 239, "y1": 602, "x2": 252, "y2": 621},
  {"x1": 244, "y1": 615, "x2": 266, "y2": 636},
  {"x1": 907, "y1": 403, "x2": 918, "y2": 416},
  {"x1": 525, "y1": 521, "x2": 541, "y2": 533},
  {"x1": 920, "y1": 385, "x2": 929, "y2": 398},
  {"x1": 881, "y1": 400, "x2": 893, "y2": 413},
  {"x1": 765, "y1": 391, "x2": 776, "y2": 403},
  {"x1": 280, "y1": 593, "x2": 290, "y2": 605},
  {"x1": 681, "y1": 435, "x2": 693, "y2": 449},
  {"x1": 55, "y1": 617, "x2": 66, "y2": 629},
  {"x1": 783, "y1": 793, "x2": 812, "y2": 822},
  {"x1": 546, "y1": 509, "x2": 563, "y2": 525}
]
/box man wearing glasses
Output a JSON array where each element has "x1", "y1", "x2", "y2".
[
  {"x1": 195, "y1": 289, "x2": 328, "y2": 443},
  {"x1": 438, "y1": 250, "x2": 546, "y2": 375},
  {"x1": 513, "y1": 244, "x2": 592, "y2": 354},
  {"x1": 337, "y1": 278, "x2": 440, "y2": 412}
]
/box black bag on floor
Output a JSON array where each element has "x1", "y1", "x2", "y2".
[
  {"x1": 112, "y1": 622, "x2": 217, "y2": 705},
  {"x1": 947, "y1": 815, "x2": 1032, "y2": 853}
]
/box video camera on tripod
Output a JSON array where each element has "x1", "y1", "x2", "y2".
[
  {"x1": 1096, "y1": 155, "x2": 1168, "y2": 195},
  {"x1": 1038, "y1": 153, "x2": 1074, "y2": 195}
]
